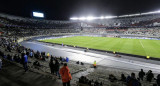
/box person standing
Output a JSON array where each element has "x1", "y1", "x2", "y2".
[
  {"x1": 127, "y1": 73, "x2": 141, "y2": 86},
  {"x1": 93, "y1": 61, "x2": 96, "y2": 68},
  {"x1": 30, "y1": 51, "x2": 33, "y2": 58},
  {"x1": 146, "y1": 70, "x2": 154, "y2": 82},
  {"x1": 23, "y1": 54, "x2": 28, "y2": 72},
  {"x1": 49, "y1": 59, "x2": 55, "y2": 74},
  {"x1": 138, "y1": 69, "x2": 145, "y2": 81},
  {"x1": 156, "y1": 74, "x2": 160, "y2": 86},
  {"x1": 55, "y1": 59, "x2": 60, "y2": 78},
  {"x1": 47, "y1": 53, "x2": 50, "y2": 58},
  {"x1": 60, "y1": 63, "x2": 72, "y2": 86}
]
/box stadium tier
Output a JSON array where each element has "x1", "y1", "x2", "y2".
[{"x1": 1, "y1": 13, "x2": 160, "y2": 37}]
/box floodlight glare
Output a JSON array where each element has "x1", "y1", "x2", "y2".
[
  {"x1": 33, "y1": 12, "x2": 44, "y2": 18},
  {"x1": 129, "y1": 13, "x2": 141, "y2": 16},
  {"x1": 119, "y1": 15, "x2": 129, "y2": 17},
  {"x1": 100, "y1": 16, "x2": 104, "y2": 19},
  {"x1": 79, "y1": 17, "x2": 86, "y2": 20},
  {"x1": 70, "y1": 17, "x2": 78, "y2": 20},
  {"x1": 105, "y1": 16, "x2": 114, "y2": 19},
  {"x1": 141, "y1": 10, "x2": 160, "y2": 15},
  {"x1": 86, "y1": 16, "x2": 95, "y2": 20}
]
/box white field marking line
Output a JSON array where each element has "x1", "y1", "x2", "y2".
[
  {"x1": 139, "y1": 40, "x2": 144, "y2": 48},
  {"x1": 26, "y1": 41, "x2": 160, "y2": 70}
]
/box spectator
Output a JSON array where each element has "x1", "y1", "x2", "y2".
[
  {"x1": 66, "y1": 57, "x2": 69, "y2": 62},
  {"x1": 109, "y1": 74, "x2": 117, "y2": 82},
  {"x1": 55, "y1": 59, "x2": 60, "y2": 78},
  {"x1": 33, "y1": 61, "x2": 41, "y2": 67},
  {"x1": 23, "y1": 54, "x2": 28, "y2": 72},
  {"x1": 120, "y1": 73, "x2": 126, "y2": 82},
  {"x1": 21, "y1": 53, "x2": 25, "y2": 64},
  {"x1": 146, "y1": 70, "x2": 154, "y2": 82},
  {"x1": 138, "y1": 69, "x2": 145, "y2": 81},
  {"x1": 7, "y1": 54, "x2": 12, "y2": 61},
  {"x1": 16, "y1": 55, "x2": 21, "y2": 63},
  {"x1": 7, "y1": 45, "x2": 11, "y2": 52},
  {"x1": 60, "y1": 63, "x2": 72, "y2": 86},
  {"x1": 81, "y1": 62, "x2": 84, "y2": 65},
  {"x1": 13, "y1": 54, "x2": 19, "y2": 63},
  {"x1": 137, "y1": 78, "x2": 142, "y2": 86},
  {"x1": 30, "y1": 51, "x2": 33, "y2": 58},
  {"x1": 93, "y1": 61, "x2": 96, "y2": 68},
  {"x1": 50, "y1": 55, "x2": 54, "y2": 61},
  {"x1": 49, "y1": 59, "x2": 55, "y2": 74},
  {"x1": 47, "y1": 52, "x2": 50, "y2": 58},
  {"x1": 76, "y1": 61, "x2": 79, "y2": 64},
  {"x1": 127, "y1": 73, "x2": 141, "y2": 86},
  {"x1": 156, "y1": 74, "x2": 160, "y2": 86},
  {"x1": 33, "y1": 61, "x2": 41, "y2": 70}
]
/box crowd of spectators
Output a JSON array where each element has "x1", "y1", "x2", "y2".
[
  {"x1": 0, "y1": 15, "x2": 81, "y2": 29},
  {"x1": 77, "y1": 68, "x2": 160, "y2": 86},
  {"x1": 81, "y1": 14, "x2": 160, "y2": 27},
  {"x1": 0, "y1": 36, "x2": 74, "y2": 86},
  {"x1": 84, "y1": 67, "x2": 160, "y2": 86},
  {"x1": 1, "y1": 13, "x2": 160, "y2": 37},
  {"x1": 124, "y1": 27, "x2": 160, "y2": 36}
]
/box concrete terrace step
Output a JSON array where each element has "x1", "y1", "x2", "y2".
[{"x1": 0, "y1": 60, "x2": 63, "y2": 86}]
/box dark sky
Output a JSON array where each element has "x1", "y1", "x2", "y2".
[{"x1": 0, "y1": 0, "x2": 160, "y2": 20}]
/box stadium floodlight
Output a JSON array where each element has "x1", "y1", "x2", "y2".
[
  {"x1": 79, "y1": 17, "x2": 86, "y2": 20},
  {"x1": 100, "y1": 16, "x2": 104, "y2": 19},
  {"x1": 119, "y1": 15, "x2": 129, "y2": 17},
  {"x1": 105, "y1": 16, "x2": 117, "y2": 19},
  {"x1": 33, "y1": 12, "x2": 44, "y2": 18},
  {"x1": 105, "y1": 16, "x2": 112, "y2": 19},
  {"x1": 128, "y1": 13, "x2": 141, "y2": 16},
  {"x1": 141, "y1": 10, "x2": 160, "y2": 15},
  {"x1": 70, "y1": 17, "x2": 79, "y2": 20},
  {"x1": 86, "y1": 16, "x2": 95, "y2": 20},
  {"x1": 70, "y1": 16, "x2": 117, "y2": 20}
]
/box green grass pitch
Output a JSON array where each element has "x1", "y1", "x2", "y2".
[{"x1": 40, "y1": 36, "x2": 160, "y2": 58}]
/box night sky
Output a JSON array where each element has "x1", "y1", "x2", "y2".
[{"x1": 0, "y1": 0, "x2": 160, "y2": 20}]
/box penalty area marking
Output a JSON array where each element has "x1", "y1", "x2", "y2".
[{"x1": 139, "y1": 40, "x2": 144, "y2": 48}]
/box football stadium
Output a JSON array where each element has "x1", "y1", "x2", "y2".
[{"x1": 1, "y1": 0, "x2": 160, "y2": 86}]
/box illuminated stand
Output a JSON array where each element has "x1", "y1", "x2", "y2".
[{"x1": 70, "y1": 10, "x2": 160, "y2": 21}]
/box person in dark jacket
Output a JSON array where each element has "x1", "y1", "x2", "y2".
[
  {"x1": 127, "y1": 73, "x2": 141, "y2": 86},
  {"x1": 49, "y1": 59, "x2": 55, "y2": 74},
  {"x1": 156, "y1": 74, "x2": 160, "y2": 86},
  {"x1": 138, "y1": 69, "x2": 145, "y2": 81},
  {"x1": 146, "y1": 70, "x2": 154, "y2": 82},
  {"x1": 55, "y1": 59, "x2": 60, "y2": 78},
  {"x1": 120, "y1": 73, "x2": 126, "y2": 82},
  {"x1": 7, "y1": 45, "x2": 11, "y2": 52}
]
